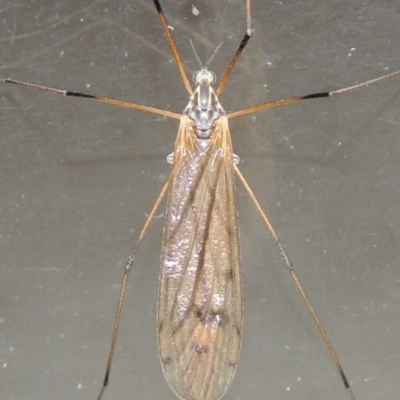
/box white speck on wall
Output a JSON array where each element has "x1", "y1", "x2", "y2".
[{"x1": 192, "y1": 4, "x2": 200, "y2": 16}]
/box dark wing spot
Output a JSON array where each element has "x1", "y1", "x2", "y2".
[
  {"x1": 234, "y1": 324, "x2": 241, "y2": 336},
  {"x1": 228, "y1": 360, "x2": 237, "y2": 368},
  {"x1": 226, "y1": 269, "x2": 234, "y2": 281},
  {"x1": 163, "y1": 356, "x2": 173, "y2": 365}
]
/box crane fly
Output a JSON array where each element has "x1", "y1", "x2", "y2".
[{"x1": 2, "y1": 0, "x2": 400, "y2": 399}]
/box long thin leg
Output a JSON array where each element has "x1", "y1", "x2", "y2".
[
  {"x1": 152, "y1": 0, "x2": 193, "y2": 95},
  {"x1": 228, "y1": 69, "x2": 400, "y2": 119},
  {"x1": 96, "y1": 176, "x2": 171, "y2": 400},
  {"x1": 234, "y1": 164, "x2": 357, "y2": 400},
  {"x1": 216, "y1": 0, "x2": 252, "y2": 96},
  {"x1": 1, "y1": 78, "x2": 181, "y2": 120}
]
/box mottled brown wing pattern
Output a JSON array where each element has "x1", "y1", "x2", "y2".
[{"x1": 158, "y1": 116, "x2": 242, "y2": 400}]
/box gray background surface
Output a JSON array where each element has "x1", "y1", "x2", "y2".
[{"x1": 1, "y1": 0, "x2": 400, "y2": 399}]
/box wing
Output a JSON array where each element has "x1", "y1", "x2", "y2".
[{"x1": 158, "y1": 115, "x2": 242, "y2": 400}]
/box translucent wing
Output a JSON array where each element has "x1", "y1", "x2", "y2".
[{"x1": 158, "y1": 115, "x2": 242, "y2": 400}]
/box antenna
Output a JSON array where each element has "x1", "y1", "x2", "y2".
[
  {"x1": 189, "y1": 39, "x2": 203, "y2": 68},
  {"x1": 189, "y1": 39, "x2": 224, "y2": 68},
  {"x1": 206, "y1": 41, "x2": 224, "y2": 67}
]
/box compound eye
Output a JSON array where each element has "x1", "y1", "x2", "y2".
[
  {"x1": 192, "y1": 69, "x2": 216, "y2": 85},
  {"x1": 192, "y1": 70, "x2": 200, "y2": 84},
  {"x1": 209, "y1": 70, "x2": 216, "y2": 84}
]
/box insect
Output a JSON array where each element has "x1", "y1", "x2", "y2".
[{"x1": 1, "y1": 1, "x2": 399, "y2": 399}]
